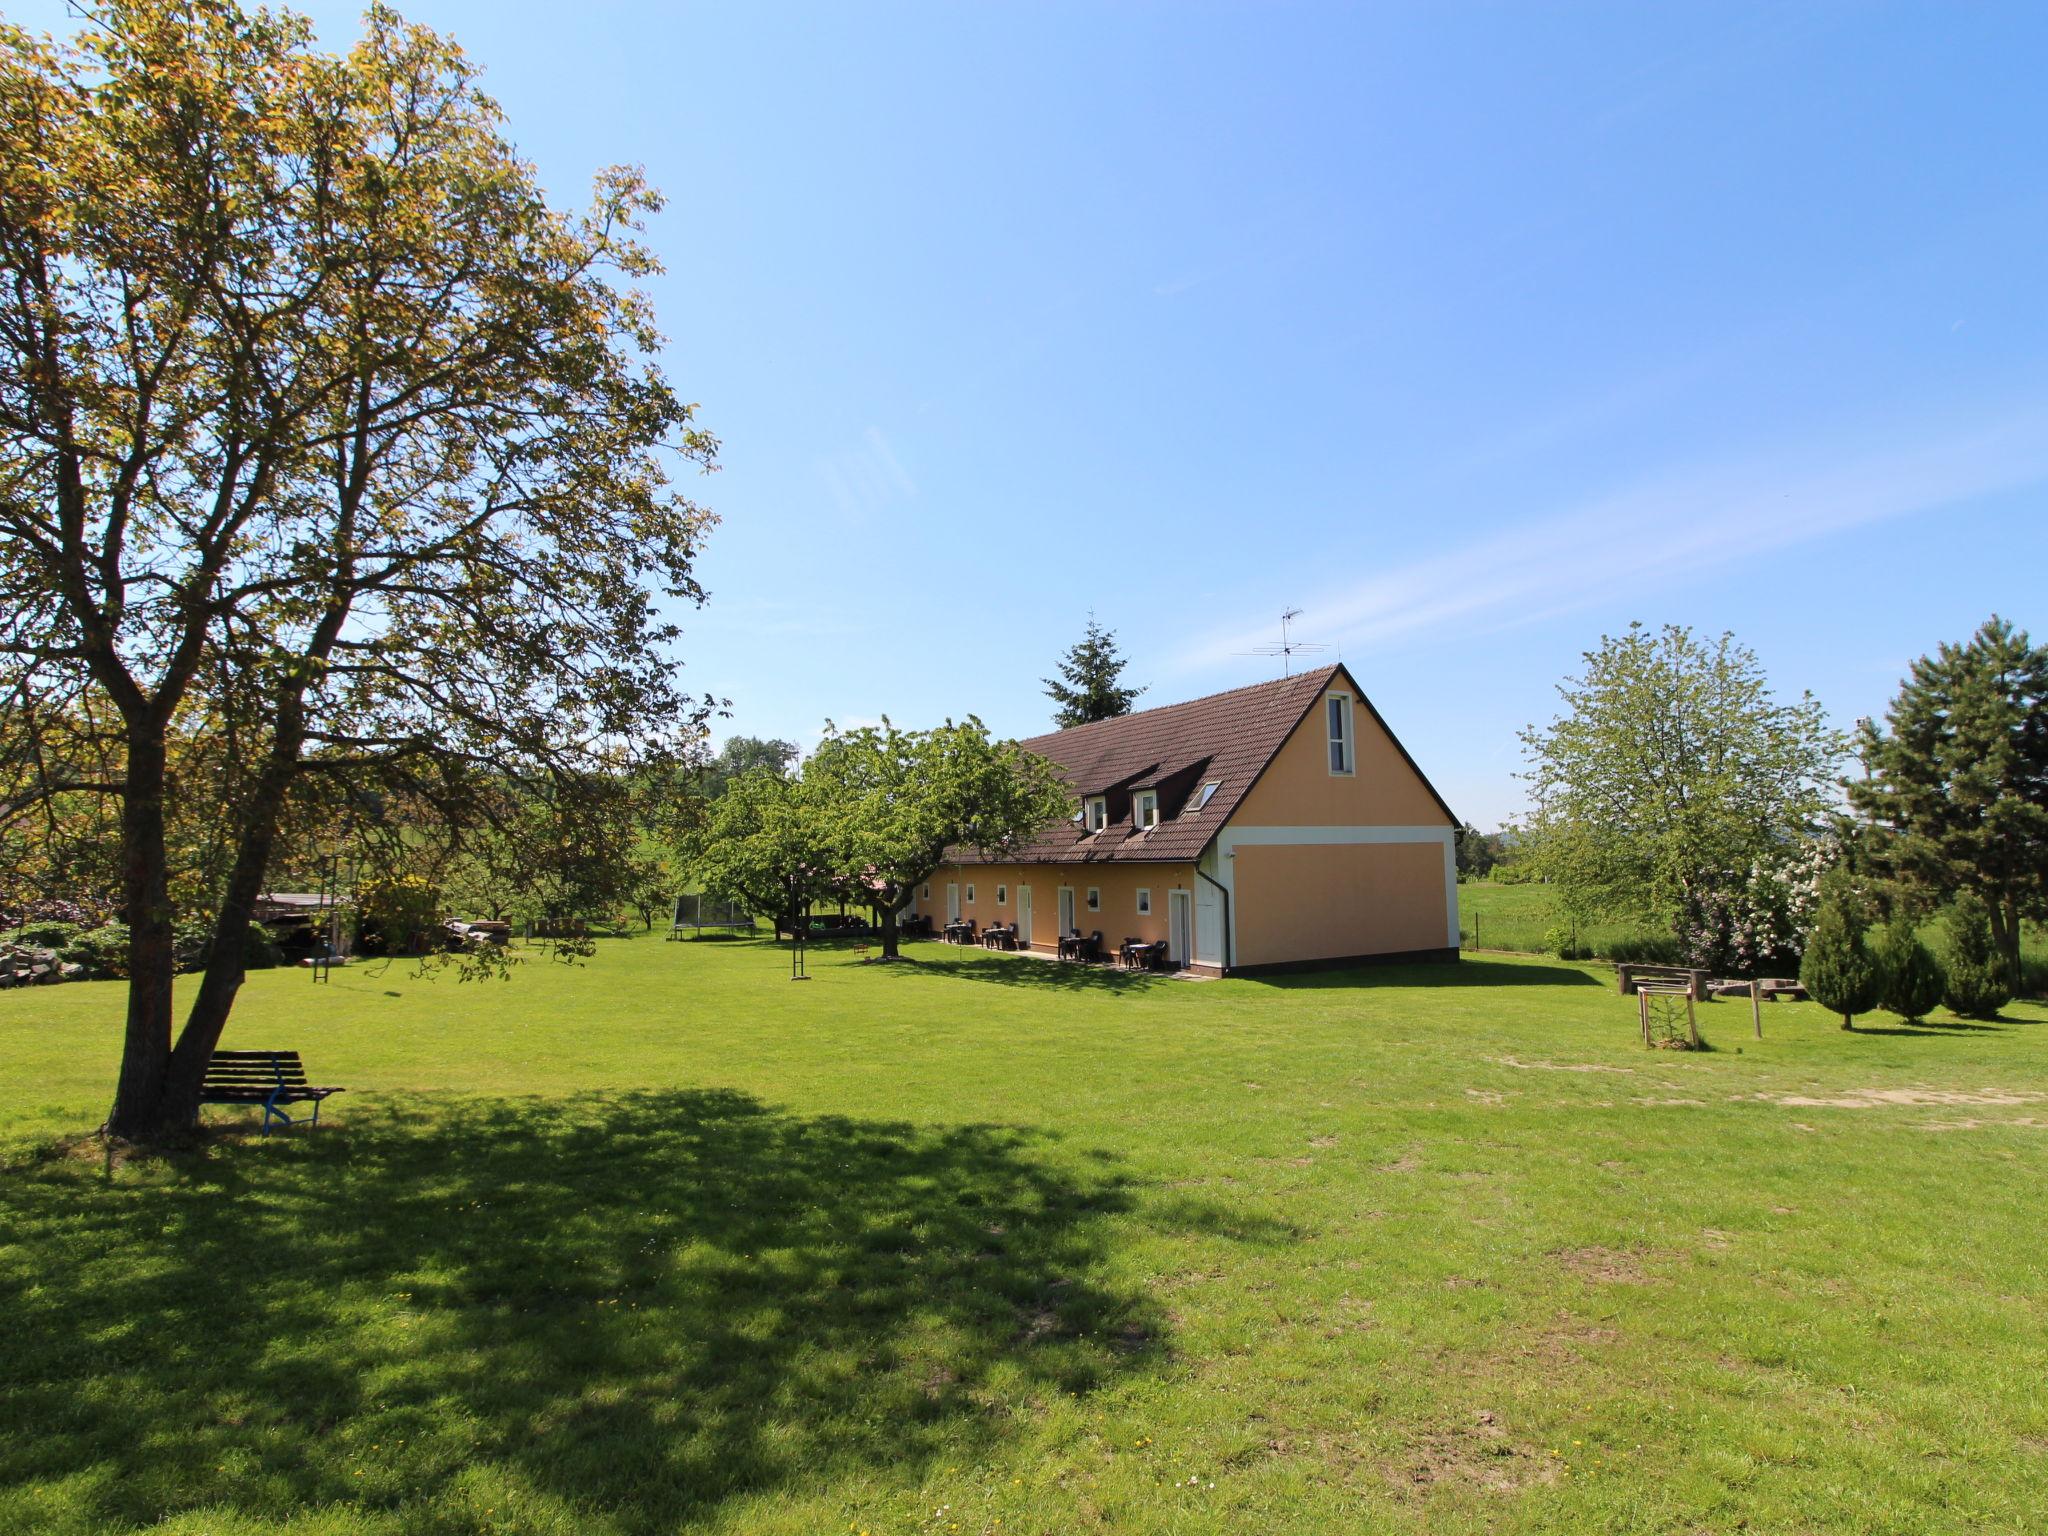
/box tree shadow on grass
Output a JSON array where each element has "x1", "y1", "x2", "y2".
[
  {"x1": 0, "y1": 1091, "x2": 1177, "y2": 1533},
  {"x1": 1849, "y1": 1018, "x2": 2013, "y2": 1037},
  {"x1": 890, "y1": 950, "x2": 1175, "y2": 994},
  {"x1": 1250, "y1": 959, "x2": 1603, "y2": 992}
]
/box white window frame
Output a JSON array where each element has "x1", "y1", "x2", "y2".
[
  {"x1": 1136, "y1": 888, "x2": 1152, "y2": 916},
  {"x1": 1187, "y1": 781, "x2": 1220, "y2": 814},
  {"x1": 1327, "y1": 692, "x2": 1355, "y2": 776},
  {"x1": 1135, "y1": 790, "x2": 1159, "y2": 830},
  {"x1": 995, "y1": 883, "x2": 1008, "y2": 906},
  {"x1": 921, "y1": 883, "x2": 931, "y2": 900},
  {"x1": 1084, "y1": 796, "x2": 1107, "y2": 832},
  {"x1": 965, "y1": 883, "x2": 976, "y2": 905},
  {"x1": 1086, "y1": 887, "x2": 1101, "y2": 912}
]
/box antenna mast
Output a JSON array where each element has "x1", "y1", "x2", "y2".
[{"x1": 1235, "y1": 607, "x2": 1330, "y2": 677}]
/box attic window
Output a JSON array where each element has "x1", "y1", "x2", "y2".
[
  {"x1": 1327, "y1": 693, "x2": 1355, "y2": 775},
  {"x1": 1134, "y1": 790, "x2": 1159, "y2": 830},
  {"x1": 1084, "y1": 796, "x2": 1107, "y2": 833},
  {"x1": 1186, "y1": 781, "x2": 1221, "y2": 814}
]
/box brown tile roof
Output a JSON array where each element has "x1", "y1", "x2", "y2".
[{"x1": 949, "y1": 665, "x2": 1342, "y2": 866}]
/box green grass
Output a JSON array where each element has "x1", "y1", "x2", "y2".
[
  {"x1": 1456, "y1": 881, "x2": 1646, "y2": 956},
  {"x1": 4, "y1": 937, "x2": 2047, "y2": 1534}
]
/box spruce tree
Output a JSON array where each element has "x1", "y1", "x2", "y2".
[
  {"x1": 1800, "y1": 886, "x2": 1881, "y2": 1030},
  {"x1": 1850, "y1": 616, "x2": 2048, "y2": 993},
  {"x1": 1043, "y1": 616, "x2": 1144, "y2": 728},
  {"x1": 1874, "y1": 917, "x2": 1944, "y2": 1023},
  {"x1": 1940, "y1": 892, "x2": 2013, "y2": 1020}
]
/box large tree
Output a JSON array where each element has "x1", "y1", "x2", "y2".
[
  {"x1": 1848, "y1": 616, "x2": 2048, "y2": 987},
  {"x1": 1043, "y1": 616, "x2": 1143, "y2": 729},
  {"x1": 1519, "y1": 623, "x2": 1843, "y2": 958},
  {"x1": 0, "y1": 1, "x2": 716, "y2": 1138},
  {"x1": 806, "y1": 718, "x2": 1070, "y2": 959},
  {"x1": 686, "y1": 767, "x2": 839, "y2": 938},
  {"x1": 698, "y1": 734, "x2": 799, "y2": 798}
]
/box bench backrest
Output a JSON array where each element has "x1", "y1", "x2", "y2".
[{"x1": 203, "y1": 1050, "x2": 310, "y2": 1088}]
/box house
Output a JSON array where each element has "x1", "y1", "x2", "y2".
[{"x1": 907, "y1": 663, "x2": 1460, "y2": 975}]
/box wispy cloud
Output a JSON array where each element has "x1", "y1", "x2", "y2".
[
  {"x1": 820, "y1": 427, "x2": 917, "y2": 523},
  {"x1": 1172, "y1": 405, "x2": 2048, "y2": 672}
]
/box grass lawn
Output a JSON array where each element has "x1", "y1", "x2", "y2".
[
  {"x1": 3, "y1": 938, "x2": 2046, "y2": 1535},
  {"x1": 1455, "y1": 881, "x2": 1644, "y2": 955}
]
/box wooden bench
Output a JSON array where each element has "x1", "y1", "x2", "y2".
[
  {"x1": 199, "y1": 1050, "x2": 345, "y2": 1135},
  {"x1": 1614, "y1": 963, "x2": 1709, "y2": 1002}
]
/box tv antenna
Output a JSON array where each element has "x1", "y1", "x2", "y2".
[{"x1": 1236, "y1": 607, "x2": 1329, "y2": 677}]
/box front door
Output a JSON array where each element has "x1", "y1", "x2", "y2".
[
  {"x1": 946, "y1": 883, "x2": 960, "y2": 923},
  {"x1": 1168, "y1": 889, "x2": 1193, "y2": 969},
  {"x1": 1018, "y1": 884, "x2": 1034, "y2": 949},
  {"x1": 1058, "y1": 886, "x2": 1075, "y2": 938}
]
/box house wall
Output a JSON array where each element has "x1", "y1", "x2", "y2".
[
  {"x1": 1233, "y1": 681, "x2": 1454, "y2": 828},
  {"x1": 910, "y1": 861, "x2": 1197, "y2": 956},
  {"x1": 1231, "y1": 840, "x2": 1452, "y2": 966},
  {"x1": 1216, "y1": 671, "x2": 1459, "y2": 970}
]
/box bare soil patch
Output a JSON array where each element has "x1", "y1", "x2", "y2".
[
  {"x1": 1553, "y1": 1245, "x2": 1659, "y2": 1284},
  {"x1": 1753, "y1": 1087, "x2": 2046, "y2": 1110}
]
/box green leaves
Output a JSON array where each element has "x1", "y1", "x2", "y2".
[
  {"x1": 1518, "y1": 622, "x2": 1844, "y2": 938},
  {"x1": 1851, "y1": 616, "x2": 2048, "y2": 985},
  {"x1": 1043, "y1": 616, "x2": 1143, "y2": 729}
]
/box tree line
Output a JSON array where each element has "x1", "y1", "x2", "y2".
[{"x1": 1510, "y1": 616, "x2": 2046, "y2": 1010}]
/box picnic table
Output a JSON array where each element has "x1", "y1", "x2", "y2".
[
  {"x1": 1058, "y1": 930, "x2": 1103, "y2": 963},
  {"x1": 982, "y1": 924, "x2": 1019, "y2": 951},
  {"x1": 943, "y1": 919, "x2": 977, "y2": 945},
  {"x1": 1119, "y1": 939, "x2": 1167, "y2": 971}
]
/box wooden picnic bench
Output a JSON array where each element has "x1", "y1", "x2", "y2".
[
  {"x1": 1614, "y1": 963, "x2": 1709, "y2": 1002},
  {"x1": 199, "y1": 1050, "x2": 345, "y2": 1135}
]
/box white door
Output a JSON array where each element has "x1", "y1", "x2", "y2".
[
  {"x1": 1058, "y1": 886, "x2": 1075, "y2": 937},
  {"x1": 1168, "y1": 890, "x2": 1193, "y2": 968},
  {"x1": 1018, "y1": 885, "x2": 1034, "y2": 948},
  {"x1": 946, "y1": 883, "x2": 960, "y2": 923}
]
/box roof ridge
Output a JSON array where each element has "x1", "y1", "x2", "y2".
[{"x1": 1021, "y1": 662, "x2": 1337, "y2": 746}]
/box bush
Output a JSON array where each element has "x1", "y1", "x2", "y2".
[
  {"x1": 61, "y1": 924, "x2": 131, "y2": 979},
  {"x1": 1607, "y1": 933, "x2": 1684, "y2": 966},
  {"x1": 1940, "y1": 893, "x2": 2012, "y2": 1020},
  {"x1": 1800, "y1": 888, "x2": 1881, "y2": 1030},
  {"x1": 243, "y1": 923, "x2": 285, "y2": 971},
  {"x1": 1543, "y1": 923, "x2": 1592, "y2": 961},
  {"x1": 1874, "y1": 918, "x2": 1944, "y2": 1022},
  {"x1": 173, "y1": 920, "x2": 213, "y2": 974},
  {"x1": 4, "y1": 920, "x2": 84, "y2": 951},
  {"x1": 357, "y1": 873, "x2": 441, "y2": 957}
]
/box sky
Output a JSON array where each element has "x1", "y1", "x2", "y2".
[{"x1": 23, "y1": 1, "x2": 2047, "y2": 826}]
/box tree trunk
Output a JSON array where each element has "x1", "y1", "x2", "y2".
[
  {"x1": 1990, "y1": 896, "x2": 2023, "y2": 990},
  {"x1": 105, "y1": 725, "x2": 177, "y2": 1139},
  {"x1": 879, "y1": 902, "x2": 900, "y2": 960},
  {"x1": 160, "y1": 757, "x2": 298, "y2": 1128}
]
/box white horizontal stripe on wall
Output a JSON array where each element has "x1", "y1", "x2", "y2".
[{"x1": 1220, "y1": 825, "x2": 1453, "y2": 847}]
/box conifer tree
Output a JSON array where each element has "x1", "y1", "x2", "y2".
[
  {"x1": 1800, "y1": 885, "x2": 1881, "y2": 1030},
  {"x1": 1043, "y1": 617, "x2": 1144, "y2": 729},
  {"x1": 1939, "y1": 892, "x2": 2013, "y2": 1020},
  {"x1": 1850, "y1": 616, "x2": 2048, "y2": 991},
  {"x1": 1874, "y1": 917, "x2": 1944, "y2": 1023}
]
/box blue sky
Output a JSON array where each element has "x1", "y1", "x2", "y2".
[{"x1": 28, "y1": 2, "x2": 2048, "y2": 826}]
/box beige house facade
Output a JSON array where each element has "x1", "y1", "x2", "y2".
[{"x1": 907, "y1": 664, "x2": 1459, "y2": 976}]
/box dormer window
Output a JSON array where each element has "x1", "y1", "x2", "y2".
[
  {"x1": 1135, "y1": 790, "x2": 1159, "y2": 830},
  {"x1": 1186, "y1": 781, "x2": 1220, "y2": 814},
  {"x1": 1084, "y1": 796, "x2": 1107, "y2": 832},
  {"x1": 1327, "y1": 693, "x2": 1355, "y2": 776}
]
